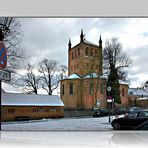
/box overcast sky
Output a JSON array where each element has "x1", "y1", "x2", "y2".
[{"x1": 3, "y1": 18, "x2": 148, "y2": 91}]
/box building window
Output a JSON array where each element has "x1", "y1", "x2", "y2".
[
  {"x1": 2, "y1": 109, "x2": 6, "y2": 114},
  {"x1": 95, "y1": 50, "x2": 97, "y2": 58},
  {"x1": 72, "y1": 51, "x2": 74, "y2": 60},
  {"x1": 45, "y1": 108, "x2": 50, "y2": 112},
  {"x1": 62, "y1": 84, "x2": 64, "y2": 95},
  {"x1": 8, "y1": 109, "x2": 14, "y2": 113},
  {"x1": 122, "y1": 88, "x2": 125, "y2": 97},
  {"x1": 78, "y1": 48, "x2": 80, "y2": 57},
  {"x1": 90, "y1": 50, "x2": 93, "y2": 58},
  {"x1": 50, "y1": 108, "x2": 56, "y2": 112},
  {"x1": 39, "y1": 107, "x2": 44, "y2": 112},
  {"x1": 75, "y1": 50, "x2": 77, "y2": 59},
  {"x1": 85, "y1": 47, "x2": 88, "y2": 56},
  {"x1": 33, "y1": 108, "x2": 39, "y2": 112},
  {"x1": 71, "y1": 66, "x2": 73, "y2": 71},
  {"x1": 69, "y1": 83, "x2": 74, "y2": 94},
  {"x1": 56, "y1": 108, "x2": 61, "y2": 112},
  {"x1": 89, "y1": 82, "x2": 94, "y2": 95},
  {"x1": 74, "y1": 65, "x2": 76, "y2": 70}
]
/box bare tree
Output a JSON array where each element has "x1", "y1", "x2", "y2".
[
  {"x1": 0, "y1": 17, "x2": 24, "y2": 71},
  {"x1": 103, "y1": 37, "x2": 132, "y2": 103},
  {"x1": 0, "y1": 17, "x2": 27, "y2": 92},
  {"x1": 38, "y1": 59, "x2": 60, "y2": 95},
  {"x1": 18, "y1": 64, "x2": 40, "y2": 94},
  {"x1": 59, "y1": 64, "x2": 68, "y2": 80}
]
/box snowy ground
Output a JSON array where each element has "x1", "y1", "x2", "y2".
[
  {"x1": 1, "y1": 129, "x2": 148, "y2": 148},
  {"x1": 1, "y1": 116, "x2": 148, "y2": 148},
  {"x1": 2, "y1": 116, "x2": 115, "y2": 131}
]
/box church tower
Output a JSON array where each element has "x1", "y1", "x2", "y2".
[{"x1": 68, "y1": 29, "x2": 102, "y2": 76}]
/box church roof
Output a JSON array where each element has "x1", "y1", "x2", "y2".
[
  {"x1": 66, "y1": 73, "x2": 80, "y2": 79},
  {"x1": 84, "y1": 73, "x2": 97, "y2": 78},
  {"x1": 83, "y1": 73, "x2": 107, "y2": 79},
  {"x1": 71, "y1": 39, "x2": 99, "y2": 49},
  {"x1": 83, "y1": 39, "x2": 99, "y2": 48}
]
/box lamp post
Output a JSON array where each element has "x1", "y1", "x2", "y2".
[{"x1": 107, "y1": 86, "x2": 112, "y2": 122}]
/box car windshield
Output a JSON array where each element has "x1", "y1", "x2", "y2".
[
  {"x1": 138, "y1": 111, "x2": 148, "y2": 117},
  {"x1": 128, "y1": 113, "x2": 137, "y2": 117},
  {"x1": 130, "y1": 107, "x2": 140, "y2": 111}
]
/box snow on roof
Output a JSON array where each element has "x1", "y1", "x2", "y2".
[
  {"x1": 128, "y1": 88, "x2": 148, "y2": 97},
  {"x1": 84, "y1": 73, "x2": 97, "y2": 78},
  {"x1": 2, "y1": 93, "x2": 64, "y2": 106},
  {"x1": 83, "y1": 40, "x2": 99, "y2": 47},
  {"x1": 119, "y1": 80, "x2": 128, "y2": 85},
  {"x1": 137, "y1": 97, "x2": 148, "y2": 101},
  {"x1": 67, "y1": 73, "x2": 80, "y2": 79},
  {"x1": 84, "y1": 73, "x2": 107, "y2": 79}
]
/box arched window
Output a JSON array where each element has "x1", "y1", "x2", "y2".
[
  {"x1": 122, "y1": 88, "x2": 125, "y2": 97},
  {"x1": 85, "y1": 47, "x2": 88, "y2": 56},
  {"x1": 78, "y1": 48, "x2": 80, "y2": 57},
  {"x1": 72, "y1": 51, "x2": 74, "y2": 60},
  {"x1": 62, "y1": 84, "x2": 64, "y2": 95},
  {"x1": 89, "y1": 82, "x2": 94, "y2": 95},
  {"x1": 69, "y1": 83, "x2": 73, "y2": 94},
  {"x1": 90, "y1": 50, "x2": 93, "y2": 57},
  {"x1": 95, "y1": 50, "x2": 97, "y2": 58},
  {"x1": 75, "y1": 50, "x2": 77, "y2": 58}
]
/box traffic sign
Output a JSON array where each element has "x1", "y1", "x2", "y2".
[
  {"x1": 0, "y1": 69, "x2": 11, "y2": 81},
  {"x1": 107, "y1": 95, "x2": 112, "y2": 99},
  {"x1": 0, "y1": 41, "x2": 7, "y2": 69},
  {"x1": 107, "y1": 99, "x2": 113, "y2": 102}
]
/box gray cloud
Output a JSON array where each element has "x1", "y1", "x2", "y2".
[
  {"x1": 17, "y1": 18, "x2": 148, "y2": 88},
  {"x1": 127, "y1": 45, "x2": 148, "y2": 75}
]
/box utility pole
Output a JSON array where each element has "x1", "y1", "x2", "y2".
[
  {"x1": 107, "y1": 86, "x2": 112, "y2": 122},
  {"x1": 0, "y1": 28, "x2": 3, "y2": 131},
  {"x1": 0, "y1": 19, "x2": 12, "y2": 130},
  {"x1": 0, "y1": 80, "x2": 1, "y2": 130}
]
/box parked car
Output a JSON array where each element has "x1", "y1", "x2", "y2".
[
  {"x1": 134, "y1": 120, "x2": 148, "y2": 130},
  {"x1": 128, "y1": 107, "x2": 141, "y2": 114},
  {"x1": 111, "y1": 110, "x2": 148, "y2": 130},
  {"x1": 115, "y1": 108, "x2": 129, "y2": 115},
  {"x1": 93, "y1": 108, "x2": 109, "y2": 117}
]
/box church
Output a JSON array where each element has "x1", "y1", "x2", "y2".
[{"x1": 60, "y1": 30, "x2": 128, "y2": 110}]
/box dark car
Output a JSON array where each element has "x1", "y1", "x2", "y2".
[
  {"x1": 111, "y1": 110, "x2": 148, "y2": 130},
  {"x1": 128, "y1": 107, "x2": 141, "y2": 114},
  {"x1": 134, "y1": 120, "x2": 148, "y2": 130},
  {"x1": 115, "y1": 108, "x2": 129, "y2": 115},
  {"x1": 93, "y1": 108, "x2": 109, "y2": 117}
]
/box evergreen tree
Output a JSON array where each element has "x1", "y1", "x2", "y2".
[{"x1": 104, "y1": 38, "x2": 132, "y2": 104}]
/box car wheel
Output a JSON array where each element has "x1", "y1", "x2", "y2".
[{"x1": 113, "y1": 122, "x2": 121, "y2": 130}]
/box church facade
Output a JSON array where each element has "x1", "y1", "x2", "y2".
[{"x1": 60, "y1": 30, "x2": 128, "y2": 110}]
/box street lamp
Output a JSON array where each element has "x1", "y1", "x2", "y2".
[{"x1": 107, "y1": 86, "x2": 112, "y2": 122}]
